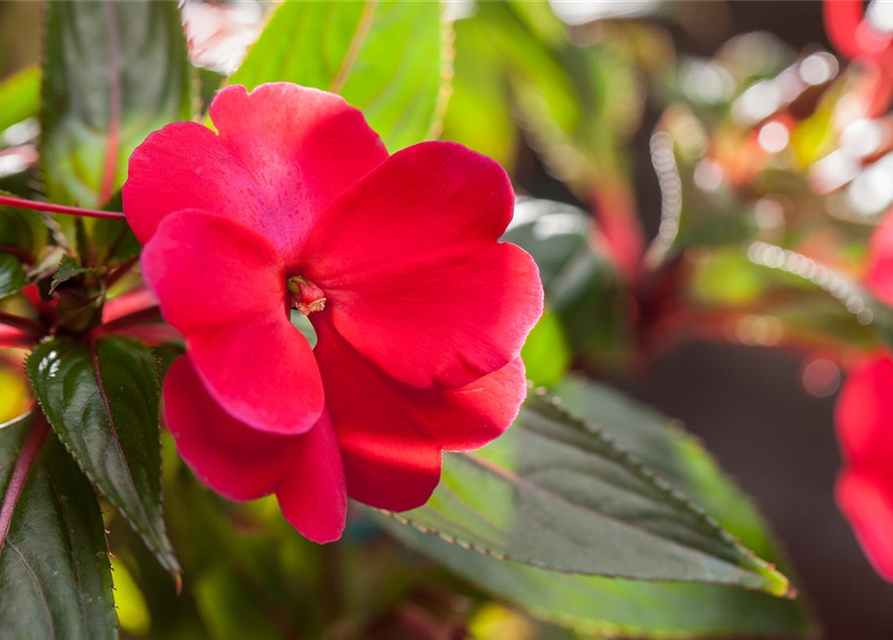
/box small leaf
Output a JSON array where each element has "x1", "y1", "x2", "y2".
[
  {"x1": 50, "y1": 255, "x2": 97, "y2": 294},
  {"x1": 0, "y1": 66, "x2": 40, "y2": 135},
  {"x1": 0, "y1": 413, "x2": 118, "y2": 639},
  {"x1": 28, "y1": 337, "x2": 180, "y2": 577},
  {"x1": 229, "y1": 0, "x2": 450, "y2": 151},
  {"x1": 41, "y1": 0, "x2": 194, "y2": 208},
  {"x1": 385, "y1": 392, "x2": 790, "y2": 593}
]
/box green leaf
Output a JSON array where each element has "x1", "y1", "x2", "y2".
[
  {"x1": 0, "y1": 205, "x2": 46, "y2": 256},
  {"x1": 384, "y1": 392, "x2": 790, "y2": 593},
  {"x1": 41, "y1": 0, "x2": 194, "y2": 208},
  {"x1": 0, "y1": 66, "x2": 40, "y2": 135},
  {"x1": 378, "y1": 383, "x2": 815, "y2": 638},
  {"x1": 385, "y1": 524, "x2": 810, "y2": 639},
  {"x1": 0, "y1": 253, "x2": 26, "y2": 299},
  {"x1": 50, "y1": 255, "x2": 97, "y2": 294},
  {"x1": 229, "y1": 0, "x2": 449, "y2": 151},
  {"x1": 520, "y1": 310, "x2": 570, "y2": 387},
  {"x1": 0, "y1": 413, "x2": 118, "y2": 639},
  {"x1": 28, "y1": 337, "x2": 180, "y2": 577},
  {"x1": 551, "y1": 376, "x2": 789, "y2": 565},
  {"x1": 0, "y1": 195, "x2": 47, "y2": 298}
]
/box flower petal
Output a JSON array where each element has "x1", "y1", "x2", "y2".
[
  {"x1": 423, "y1": 358, "x2": 527, "y2": 452},
  {"x1": 303, "y1": 141, "x2": 543, "y2": 389},
  {"x1": 867, "y1": 210, "x2": 893, "y2": 307},
  {"x1": 167, "y1": 357, "x2": 347, "y2": 543},
  {"x1": 165, "y1": 356, "x2": 294, "y2": 500},
  {"x1": 835, "y1": 353, "x2": 893, "y2": 466},
  {"x1": 276, "y1": 410, "x2": 347, "y2": 544},
  {"x1": 143, "y1": 210, "x2": 323, "y2": 434},
  {"x1": 314, "y1": 325, "x2": 527, "y2": 511},
  {"x1": 837, "y1": 470, "x2": 893, "y2": 581},
  {"x1": 123, "y1": 83, "x2": 388, "y2": 261}
]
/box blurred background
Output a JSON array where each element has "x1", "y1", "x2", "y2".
[{"x1": 3, "y1": 1, "x2": 893, "y2": 638}]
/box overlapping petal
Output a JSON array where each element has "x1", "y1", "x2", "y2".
[
  {"x1": 276, "y1": 411, "x2": 347, "y2": 544},
  {"x1": 165, "y1": 356, "x2": 296, "y2": 500},
  {"x1": 165, "y1": 357, "x2": 347, "y2": 542},
  {"x1": 314, "y1": 324, "x2": 527, "y2": 511},
  {"x1": 303, "y1": 142, "x2": 543, "y2": 390},
  {"x1": 835, "y1": 353, "x2": 893, "y2": 466},
  {"x1": 142, "y1": 210, "x2": 323, "y2": 434},
  {"x1": 837, "y1": 470, "x2": 893, "y2": 582},
  {"x1": 123, "y1": 83, "x2": 387, "y2": 261}
]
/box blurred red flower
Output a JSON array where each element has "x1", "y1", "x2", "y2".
[
  {"x1": 824, "y1": 0, "x2": 893, "y2": 117},
  {"x1": 122, "y1": 83, "x2": 543, "y2": 542},
  {"x1": 835, "y1": 353, "x2": 893, "y2": 580},
  {"x1": 836, "y1": 208, "x2": 893, "y2": 579}
]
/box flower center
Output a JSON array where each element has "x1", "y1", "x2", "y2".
[{"x1": 287, "y1": 276, "x2": 326, "y2": 316}]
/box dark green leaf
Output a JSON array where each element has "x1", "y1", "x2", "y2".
[
  {"x1": 551, "y1": 375, "x2": 790, "y2": 565},
  {"x1": 385, "y1": 392, "x2": 790, "y2": 593},
  {"x1": 50, "y1": 255, "x2": 97, "y2": 294},
  {"x1": 378, "y1": 383, "x2": 815, "y2": 638},
  {"x1": 0, "y1": 193, "x2": 47, "y2": 255},
  {"x1": 0, "y1": 198, "x2": 46, "y2": 299},
  {"x1": 385, "y1": 523, "x2": 811, "y2": 639},
  {"x1": 151, "y1": 342, "x2": 185, "y2": 382},
  {"x1": 41, "y1": 0, "x2": 194, "y2": 208},
  {"x1": 0, "y1": 253, "x2": 26, "y2": 299},
  {"x1": 0, "y1": 413, "x2": 118, "y2": 639},
  {"x1": 0, "y1": 66, "x2": 40, "y2": 135},
  {"x1": 28, "y1": 337, "x2": 180, "y2": 577},
  {"x1": 229, "y1": 0, "x2": 449, "y2": 151}
]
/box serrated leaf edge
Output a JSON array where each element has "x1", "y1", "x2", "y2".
[
  {"x1": 26, "y1": 337, "x2": 181, "y2": 579},
  {"x1": 381, "y1": 386, "x2": 792, "y2": 597}
]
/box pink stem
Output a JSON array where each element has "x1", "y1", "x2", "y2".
[
  {"x1": 0, "y1": 412, "x2": 49, "y2": 551},
  {"x1": 0, "y1": 194, "x2": 125, "y2": 221},
  {"x1": 0, "y1": 311, "x2": 43, "y2": 337},
  {"x1": 100, "y1": 305, "x2": 162, "y2": 333}
]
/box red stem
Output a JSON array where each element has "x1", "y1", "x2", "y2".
[
  {"x1": 0, "y1": 412, "x2": 49, "y2": 551},
  {"x1": 0, "y1": 194, "x2": 125, "y2": 221},
  {"x1": 100, "y1": 305, "x2": 161, "y2": 333},
  {"x1": 0, "y1": 310, "x2": 43, "y2": 337},
  {"x1": 0, "y1": 245, "x2": 34, "y2": 265}
]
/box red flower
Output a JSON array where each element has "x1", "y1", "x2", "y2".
[
  {"x1": 122, "y1": 83, "x2": 543, "y2": 542},
  {"x1": 835, "y1": 353, "x2": 893, "y2": 580},
  {"x1": 835, "y1": 210, "x2": 893, "y2": 579}
]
